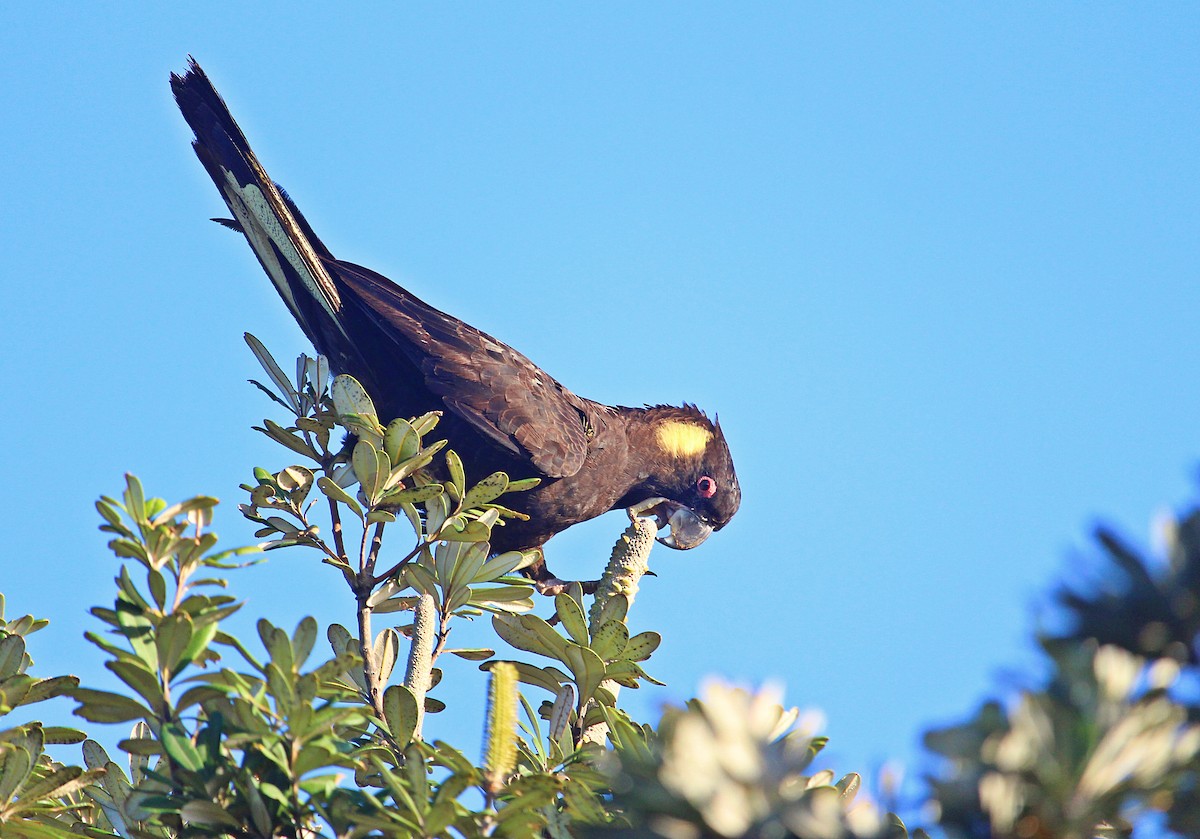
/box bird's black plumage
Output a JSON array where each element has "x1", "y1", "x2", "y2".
[{"x1": 170, "y1": 59, "x2": 740, "y2": 580}]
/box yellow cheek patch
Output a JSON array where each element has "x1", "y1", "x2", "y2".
[{"x1": 655, "y1": 421, "x2": 713, "y2": 459}]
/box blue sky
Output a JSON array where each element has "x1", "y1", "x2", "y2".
[{"x1": 3, "y1": 4, "x2": 1200, "y2": 799}]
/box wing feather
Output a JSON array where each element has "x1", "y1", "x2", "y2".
[{"x1": 330, "y1": 259, "x2": 590, "y2": 478}]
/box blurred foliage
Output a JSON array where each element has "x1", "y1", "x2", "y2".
[
  {"x1": 5, "y1": 342, "x2": 1200, "y2": 837},
  {"x1": 926, "y1": 505, "x2": 1200, "y2": 839},
  {"x1": 590, "y1": 682, "x2": 924, "y2": 839}
]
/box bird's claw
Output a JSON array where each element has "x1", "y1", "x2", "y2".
[{"x1": 535, "y1": 577, "x2": 601, "y2": 597}]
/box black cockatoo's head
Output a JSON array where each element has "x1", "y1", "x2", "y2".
[{"x1": 628, "y1": 406, "x2": 741, "y2": 550}]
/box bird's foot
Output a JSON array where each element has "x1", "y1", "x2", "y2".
[{"x1": 535, "y1": 577, "x2": 601, "y2": 597}]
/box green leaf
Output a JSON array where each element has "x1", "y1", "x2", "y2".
[
  {"x1": 623, "y1": 631, "x2": 662, "y2": 662},
  {"x1": 604, "y1": 659, "x2": 665, "y2": 687},
  {"x1": 380, "y1": 483, "x2": 444, "y2": 506},
  {"x1": 260, "y1": 620, "x2": 295, "y2": 675},
  {"x1": 404, "y1": 562, "x2": 440, "y2": 597},
  {"x1": 439, "y1": 520, "x2": 491, "y2": 543},
  {"x1": 123, "y1": 474, "x2": 146, "y2": 524},
  {"x1": 589, "y1": 593, "x2": 629, "y2": 632},
  {"x1": 105, "y1": 661, "x2": 164, "y2": 711},
  {"x1": 392, "y1": 439, "x2": 449, "y2": 482},
  {"x1": 81, "y1": 739, "x2": 111, "y2": 772},
  {"x1": 483, "y1": 660, "x2": 566, "y2": 695},
  {"x1": 468, "y1": 585, "x2": 535, "y2": 614},
  {"x1": 261, "y1": 418, "x2": 319, "y2": 460},
  {"x1": 448, "y1": 648, "x2": 495, "y2": 661},
  {"x1": 331, "y1": 374, "x2": 379, "y2": 425},
  {"x1": 446, "y1": 450, "x2": 466, "y2": 498},
  {"x1": 590, "y1": 620, "x2": 630, "y2": 661},
  {"x1": 465, "y1": 471, "x2": 510, "y2": 508},
  {"x1": 555, "y1": 594, "x2": 589, "y2": 646},
  {"x1": 156, "y1": 612, "x2": 195, "y2": 675},
  {"x1": 374, "y1": 628, "x2": 400, "y2": 685},
  {"x1": 277, "y1": 465, "x2": 314, "y2": 506},
  {"x1": 71, "y1": 688, "x2": 151, "y2": 723},
  {"x1": 411, "y1": 411, "x2": 441, "y2": 436},
  {"x1": 316, "y1": 476, "x2": 364, "y2": 519},
  {"x1": 181, "y1": 800, "x2": 241, "y2": 828},
  {"x1": 352, "y1": 439, "x2": 385, "y2": 503},
  {"x1": 180, "y1": 619, "x2": 220, "y2": 669},
  {"x1": 0, "y1": 635, "x2": 26, "y2": 679},
  {"x1": 292, "y1": 616, "x2": 318, "y2": 668},
  {"x1": 474, "y1": 551, "x2": 526, "y2": 582},
  {"x1": 383, "y1": 684, "x2": 420, "y2": 746},
  {"x1": 446, "y1": 541, "x2": 489, "y2": 593},
  {"x1": 425, "y1": 492, "x2": 450, "y2": 536},
  {"x1": 384, "y1": 418, "x2": 420, "y2": 465},
  {"x1": 39, "y1": 726, "x2": 86, "y2": 745},
  {"x1": 563, "y1": 645, "x2": 607, "y2": 706},
  {"x1": 492, "y1": 614, "x2": 557, "y2": 660},
  {"x1": 0, "y1": 744, "x2": 33, "y2": 805},
  {"x1": 245, "y1": 332, "x2": 300, "y2": 411}
]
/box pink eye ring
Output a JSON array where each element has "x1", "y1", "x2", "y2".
[{"x1": 697, "y1": 476, "x2": 717, "y2": 498}]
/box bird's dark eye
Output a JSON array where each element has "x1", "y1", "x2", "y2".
[{"x1": 697, "y1": 476, "x2": 717, "y2": 498}]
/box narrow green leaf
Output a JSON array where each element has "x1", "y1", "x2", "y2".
[
  {"x1": 447, "y1": 648, "x2": 495, "y2": 661},
  {"x1": 474, "y1": 551, "x2": 525, "y2": 583},
  {"x1": 245, "y1": 332, "x2": 300, "y2": 411},
  {"x1": 555, "y1": 594, "x2": 589, "y2": 646},
  {"x1": 292, "y1": 616, "x2": 318, "y2": 669},
  {"x1": 482, "y1": 660, "x2": 565, "y2": 696},
  {"x1": 123, "y1": 474, "x2": 146, "y2": 524},
  {"x1": 40, "y1": 726, "x2": 86, "y2": 745},
  {"x1": 106, "y1": 661, "x2": 164, "y2": 710},
  {"x1": 411, "y1": 410, "x2": 441, "y2": 436},
  {"x1": 71, "y1": 689, "x2": 151, "y2": 724},
  {"x1": 352, "y1": 439, "x2": 383, "y2": 503},
  {"x1": 492, "y1": 614, "x2": 554, "y2": 659},
  {"x1": 261, "y1": 419, "x2": 319, "y2": 460},
  {"x1": 316, "y1": 476, "x2": 364, "y2": 519},
  {"x1": 181, "y1": 800, "x2": 241, "y2": 828},
  {"x1": 563, "y1": 645, "x2": 606, "y2": 707},
  {"x1": 446, "y1": 449, "x2": 466, "y2": 498}
]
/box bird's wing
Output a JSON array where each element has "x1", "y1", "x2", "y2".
[
  {"x1": 330, "y1": 259, "x2": 592, "y2": 478},
  {"x1": 174, "y1": 59, "x2": 591, "y2": 478}
]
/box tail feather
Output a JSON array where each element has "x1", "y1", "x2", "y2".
[{"x1": 171, "y1": 58, "x2": 347, "y2": 349}]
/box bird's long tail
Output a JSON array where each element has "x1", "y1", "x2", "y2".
[{"x1": 170, "y1": 58, "x2": 347, "y2": 349}]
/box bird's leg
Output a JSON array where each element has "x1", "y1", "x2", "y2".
[{"x1": 523, "y1": 548, "x2": 601, "y2": 596}]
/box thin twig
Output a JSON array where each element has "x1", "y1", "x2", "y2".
[
  {"x1": 327, "y1": 495, "x2": 348, "y2": 564},
  {"x1": 365, "y1": 521, "x2": 386, "y2": 578},
  {"x1": 370, "y1": 539, "x2": 431, "y2": 587}
]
